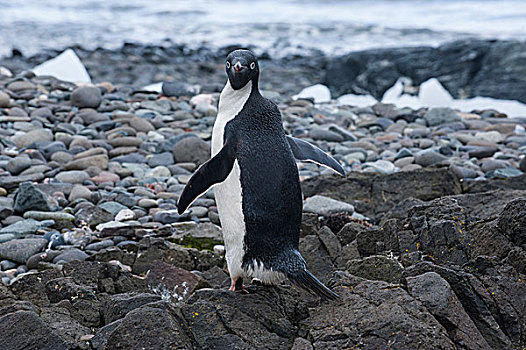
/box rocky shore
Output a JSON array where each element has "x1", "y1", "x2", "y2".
[
  {"x1": 0, "y1": 53, "x2": 525, "y2": 349},
  {"x1": 2, "y1": 38, "x2": 525, "y2": 102}
]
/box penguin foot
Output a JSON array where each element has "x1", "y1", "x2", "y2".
[{"x1": 229, "y1": 277, "x2": 249, "y2": 294}]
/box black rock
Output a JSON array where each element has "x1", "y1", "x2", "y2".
[
  {"x1": 14, "y1": 182, "x2": 52, "y2": 213},
  {"x1": 325, "y1": 39, "x2": 526, "y2": 103},
  {"x1": 0, "y1": 311, "x2": 69, "y2": 350}
]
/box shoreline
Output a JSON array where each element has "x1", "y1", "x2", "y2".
[{"x1": 1, "y1": 38, "x2": 525, "y2": 103}]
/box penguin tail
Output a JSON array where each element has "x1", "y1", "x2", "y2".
[{"x1": 287, "y1": 268, "x2": 341, "y2": 301}]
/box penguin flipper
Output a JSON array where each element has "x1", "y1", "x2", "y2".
[
  {"x1": 286, "y1": 136, "x2": 345, "y2": 176},
  {"x1": 287, "y1": 268, "x2": 341, "y2": 301},
  {"x1": 177, "y1": 141, "x2": 236, "y2": 214}
]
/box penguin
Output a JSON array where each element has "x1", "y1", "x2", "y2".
[{"x1": 177, "y1": 49, "x2": 345, "y2": 300}]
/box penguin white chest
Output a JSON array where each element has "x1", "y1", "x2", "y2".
[{"x1": 212, "y1": 80, "x2": 252, "y2": 279}]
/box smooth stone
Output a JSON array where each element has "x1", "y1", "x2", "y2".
[
  {"x1": 395, "y1": 148, "x2": 413, "y2": 160},
  {"x1": 51, "y1": 151, "x2": 74, "y2": 164},
  {"x1": 108, "y1": 137, "x2": 143, "y2": 148},
  {"x1": 394, "y1": 156, "x2": 415, "y2": 168},
  {"x1": 23, "y1": 211, "x2": 75, "y2": 221},
  {"x1": 173, "y1": 137, "x2": 210, "y2": 166},
  {"x1": 52, "y1": 248, "x2": 89, "y2": 263},
  {"x1": 474, "y1": 131, "x2": 504, "y2": 144},
  {"x1": 303, "y1": 195, "x2": 354, "y2": 216},
  {"x1": 450, "y1": 164, "x2": 478, "y2": 179},
  {"x1": 14, "y1": 182, "x2": 51, "y2": 213},
  {"x1": 362, "y1": 160, "x2": 396, "y2": 174},
  {"x1": 68, "y1": 185, "x2": 92, "y2": 201},
  {"x1": 468, "y1": 147, "x2": 498, "y2": 159},
  {"x1": 7, "y1": 156, "x2": 32, "y2": 175},
  {"x1": 486, "y1": 167, "x2": 523, "y2": 179},
  {"x1": 0, "y1": 260, "x2": 17, "y2": 270},
  {"x1": 89, "y1": 171, "x2": 120, "y2": 184},
  {"x1": 480, "y1": 159, "x2": 510, "y2": 172},
  {"x1": 423, "y1": 107, "x2": 461, "y2": 127},
  {"x1": 148, "y1": 152, "x2": 174, "y2": 168},
  {"x1": 66, "y1": 155, "x2": 108, "y2": 170},
  {"x1": 0, "y1": 91, "x2": 10, "y2": 107},
  {"x1": 146, "y1": 166, "x2": 171, "y2": 178},
  {"x1": 115, "y1": 209, "x2": 136, "y2": 221},
  {"x1": 344, "y1": 152, "x2": 366, "y2": 163},
  {"x1": 309, "y1": 126, "x2": 344, "y2": 142},
  {"x1": 56, "y1": 170, "x2": 90, "y2": 184},
  {"x1": 14, "y1": 129, "x2": 53, "y2": 149},
  {"x1": 85, "y1": 240, "x2": 114, "y2": 251},
  {"x1": 73, "y1": 147, "x2": 107, "y2": 160},
  {"x1": 71, "y1": 86, "x2": 102, "y2": 108},
  {"x1": 0, "y1": 219, "x2": 54, "y2": 237},
  {"x1": 189, "y1": 206, "x2": 208, "y2": 218},
  {"x1": 95, "y1": 221, "x2": 128, "y2": 231},
  {"x1": 0, "y1": 234, "x2": 16, "y2": 244},
  {"x1": 414, "y1": 150, "x2": 447, "y2": 167},
  {"x1": 20, "y1": 165, "x2": 52, "y2": 176},
  {"x1": 0, "y1": 238, "x2": 47, "y2": 264},
  {"x1": 138, "y1": 198, "x2": 158, "y2": 208},
  {"x1": 152, "y1": 210, "x2": 184, "y2": 224},
  {"x1": 99, "y1": 201, "x2": 128, "y2": 216},
  {"x1": 7, "y1": 80, "x2": 35, "y2": 92}
]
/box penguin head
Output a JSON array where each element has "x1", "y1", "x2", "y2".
[{"x1": 226, "y1": 49, "x2": 259, "y2": 90}]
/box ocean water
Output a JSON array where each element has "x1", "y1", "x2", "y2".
[{"x1": 0, "y1": 0, "x2": 525, "y2": 57}]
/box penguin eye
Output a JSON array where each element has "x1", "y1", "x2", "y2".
[
  {"x1": 226, "y1": 61, "x2": 231, "y2": 69},
  {"x1": 250, "y1": 62, "x2": 255, "y2": 69}
]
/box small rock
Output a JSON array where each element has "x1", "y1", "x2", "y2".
[
  {"x1": 0, "y1": 238, "x2": 48, "y2": 264},
  {"x1": 115, "y1": 209, "x2": 135, "y2": 222},
  {"x1": 173, "y1": 137, "x2": 211, "y2": 166},
  {"x1": 52, "y1": 248, "x2": 89, "y2": 263},
  {"x1": 423, "y1": 107, "x2": 461, "y2": 126},
  {"x1": 414, "y1": 150, "x2": 447, "y2": 167},
  {"x1": 71, "y1": 86, "x2": 102, "y2": 108},
  {"x1": 304, "y1": 195, "x2": 354, "y2": 216},
  {"x1": 14, "y1": 182, "x2": 52, "y2": 213},
  {"x1": 55, "y1": 170, "x2": 90, "y2": 184}
]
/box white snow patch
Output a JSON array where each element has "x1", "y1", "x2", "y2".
[
  {"x1": 294, "y1": 84, "x2": 332, "y2": 103},
  {"x1": 381, "y1": 77, "x2": 526, "y2": 118},
  {"x1": 32, "y1": 49, "x2": 91, "y2": 83},
  {"x1": 142, "y1": 82, "x2": 163, "y2": 92}
]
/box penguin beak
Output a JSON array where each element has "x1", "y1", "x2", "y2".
[{"x1": 233, "y1": 61, "x2": 245, "y2": 73}]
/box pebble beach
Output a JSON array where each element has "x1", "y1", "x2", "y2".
[{"x1": 0, "y1": 43, "x2": 525, "y2": 349}]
